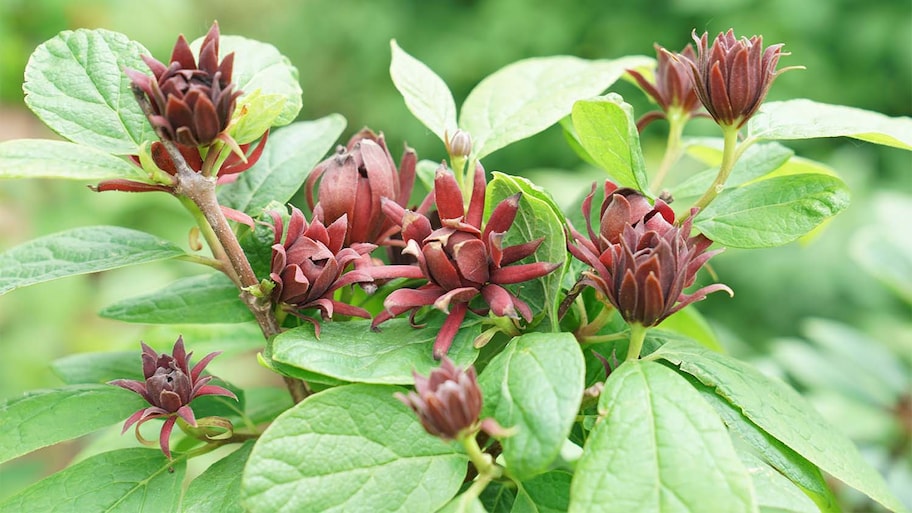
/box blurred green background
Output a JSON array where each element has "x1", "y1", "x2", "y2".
[{"x1": 1, "y1": 0, "x2": 910, "y2": 509}]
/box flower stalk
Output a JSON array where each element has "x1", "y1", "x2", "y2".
[
  {"x1": 650, "y1": 108, "x2": 687, "y2": 193},
  {"x1": 625, "y1": 323, "x2": 648, "y2": 361},
  {"x1": 691, "y1": 126, "x2": 743, "y2": 212}
]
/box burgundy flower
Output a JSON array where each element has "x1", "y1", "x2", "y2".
[
  {"x1": 678, "y1": 29, "x2": 799, "y2": 128},
  {"x1": 627, "y1": 43, "x2": 704, "y2": 130},
  {"x1": 372, "y1": 163, "x2": 560, "y2": 358},
  {"x1": 305, "y1": 128, "x2": 416, "y2": 246},
  {"x1": 109, "y1": 336, "x2": 236, "y2": 459},
  {"x1": 269, "y1": 206, "x2": 377, "y2": 334},
  {"x1": 395, "y1": 358, "x2": 483, "y2": 440},
  {"x1": 568, "y1": 181, "x2": 732, "y2": 327},
  {"x1": 126, "y1": 22, "x2": 240, "y2": 147}
]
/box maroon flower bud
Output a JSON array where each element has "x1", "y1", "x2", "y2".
[
  {"x1": 372, "y1": 163, "x2": 560, "y2": 359},
  {"x1": 269, "y1": 205, "x2": 377, "y2": 335},
  {"x1": 568, "y1": 182, "x2": 732, "y2": 327},
  {"x1": 305, "y1": 128, "x2": 416, "y2": 246},
  {"x1": 109, "y1": 336, "x2": 236, "y2": 459},
  {"x1": 678, "y1": 29, "x2": 800, "y2": 129},
  {"x1": 395, "y1": 358, "x2": 483, "y2": 440},
  {"x1": 627, "y1": 43, "x2": 704, "y2": 130},
  {"x1": 126, "y1": 22, "x2": 241, "y2": 147}
]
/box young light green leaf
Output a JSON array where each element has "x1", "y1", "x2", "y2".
[
  {"x1": 461, "y1": 56, "x2": 652, "y2": 159},
  {"x1": 230, "y1": 90, "x2": 288, "y2": 145},
  {"x1": 0, "y1": 448, "x2": 184, "y2": 513},
  {"x1": 389, "y1": 40, "x2": 457, "y2": 144},
  {"x1": 437, "y1": 495, "x2": 488, "y2": 513},
  {"x1": 218, "y1": 115, "x2": 346, "y2": 215},
  {"x1": 674, "y1": 140, "x2": 795, "y2": 199},
  {"x1": 748, "y1": 99, "x2": 912, "y2": 150},
  {"x1": 241, "y1": 384, "x2": 466, "y2": 513},
  {"x1": 571, "y1": 94, "x2": 649, "y2": 192},
  {"x1": 0, "y1": 226, "x2": 186, "y2": 296},
  {"x1": 0, "y1": 139, "x2": 143, "y2": 181},
  {"x1": 478, "y1": 333, "x2": 585, "y2": 481},
  {"x1": 569, "y1": 360, "x2": 756, "y2": 513},
  {"x1": 192, "y1": 35, "x2": 303, "y2": 127},
  {"x1": 23, "y1": 29, "x2": 157, "y2": 154},
  {"x1": 271, "y1": 316, "x2": 479, "y2": 384},
  {"x1": 99, "y1": 273, "x2": 253, "y2": 324},
  {"x1": 0, "y1": 385, "x2": 147, "y2": 465},
  {"x1": 652, "y1": 338, "x2": 906, "y2": 513},
  {"x1": 183, "y1": 442, "x2": 255, "y2": 513},
  {"x1": 694, "y1": 173, "x2": 850, "y2": 248}
]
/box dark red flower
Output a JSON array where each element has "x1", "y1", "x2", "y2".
[
  {"x1": 568, "y1": 181, "x2": 732, "y2": 327},
  {"x1": 305, "y1": 128, "x2": 416, "y2": 246},
  {"x1": 628, "y1": 43, "x2": 704, "y2": 130},
  {"x1": 395, "y1": 357, "x2": 483, "y2": 440},
  {"x1": 372, "y1": 163, "x2": 560, "y2": 358},
  {"x1": 678, "y1": 29, "x2": 799, "y2": 128},
  {"x1": 269, "y1": 206, "x2": 377, "y2": 334},
  {"x1": 109, "y1": 336, "x2": 236, "y2": 459}
]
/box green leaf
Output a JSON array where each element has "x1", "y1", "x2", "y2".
[
  {"x1": 655, "y1": 307, "x2": 723, "y2": 352},
  {"x1": 651, "y1": 338, "x2": 906, "y2": 513},
  {"x1": 478, "y1": 333, "x2": 585, "y2": 481},
  {"x1": 183, "y1": 442, "x2": 255, "y2": 513},
  {"x1": 461, "y1": 56, "x2": 652, "y2": 159},
  {"x1": 694, "y1": 173, "x2": 850, "y2": 248},
  {"x1": 192, "y1": 35, "x2": 303, "y2": 127},
  {"x1": 437, "y1": 495, "x2": 488, "y2": 513},
  {"x1": 0, "y1": 226, "x2": 185, "y2": 296},
  {"x1": 740, "y1": 451, "x2": 821, "y2": 513},
  {"x1": 0, "y1": 448, "x2": 184, "y2": 513},
  {"x1": 230, "y1": 90, "x2": 288, "y2": 145},
  {"x1": 218, "y1": 115, "x2": 346, "y2": 215},
  {"x1": 0, "y1": 385, "x2": 147, "y2": 465},
  {"x1": 241, "y1": 384, "x2": 466, "y2": 513},
  {"x1": 514, "y1": 471, "x2": 573, "y2": 513},
  {"x1": 0, "y1": 139, "x2": 143, "y2": 181},
  {"x1": 99, "y1": 273, "x2": 253, "y2": 324},
  {"x1": 389, "y1": 40, "x2": 457, "y2": 144},
  {"x1": 571, "y1": 94, "x2": 648, "y2": 192},
  {"x1": 485, "y1": 172, "x2": 567, "y2": 324},
  {"x1": 748, "y1": 99, "x2": 912, "y2": 150},
  {"x1": 569, "y1": 360, "x2": 756, "y2": 513},
  {"x1": 52, "y1": 351, "x2": 141, "y2": 385},
  {"x1": 674, "y1": 140, "x2": 795, "y2": 199},
  {"x1": 271, "y1": 316, "x2": 479, "y2": 384},
  {"x1": 23, "y1": 29, "x2": 156, "y2": 154}
]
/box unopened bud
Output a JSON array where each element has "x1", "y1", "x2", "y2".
[{"x1": 446, "y1": 130, "x2": 472, "y2": 158}]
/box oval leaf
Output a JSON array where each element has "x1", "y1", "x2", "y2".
[
  {"x1": 652, "y1": 338, "x2": 906, "y2": 513},
  {"x1": 390, "y1": 40, "x2": 457, "y2": 144},
  {"x1": 748, "y1": 99, "x2": 912, "y2": 150},
  {"x1": 99, "y1": 273, "x2": 252, "y2": 324},
  {"x1": 0, "y1": 139, "x2": 143, "y2": 181},
  {"x1": 477, "y1": 333, "x2": 585, "y2": 481},
  {"x1": 461, "y1": 56, "x2": 652, "y2": 159},
  {"x1": 695, "y1": 173, "x2": 850, "y2": 248},
  {"x1": 569, "y1": 360, "x2": 756, "y2": 513},
  {"x1": 241, "y1": 384, "x2": 466, "y2": 513},
  {"x1": 23, "y1": 29, "x2": 156, "y2": 154},
  {"x1": 571, "y1": 94, "x2": 649, "y2": 192},
  {"x1": 674, "y1": 140, "x2": 795, "y2": 199},
  {"x1": 271, "y1": 316, "x2": 479, "y2": 384},
  {"x1": 0, "y1": 385, "x2": 147, "y2": 465},
  {"x1": 218, "y1": 115, "x2": 347, "y2": 215},
  {"x1": 0, "y1": 448, "x2": 184, "y2": 513},
  {"x1": 183, "y1": 441, "x2": 255, "y2": 513},
  {"x1": 0, "y1": 226, "x2": 186, "y2": 296}
]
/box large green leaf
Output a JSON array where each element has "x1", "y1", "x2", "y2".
[
  {"x1": 218, "y1": 115, "x2": 347, "y2": 215},
  {"x1": 23, "y1": 29, "x2": 156, "y2": 154},
  {"x1": 748, "y1": 99, "x2": 912, "y2": 150},
  {"x1": 571, "y1": 95, "x2": 649, "y2": 192},
  {"x1": 651, "y1": 338, "x2": 906, "y2": 513},
  {"x1": 0, "y1": 385, "x2": 147, "y2": 465},
  {"x1": 0, "y1": 448, "x2": 184, "y2": 513},
  {"x1": 694, "y1": 173, "x2": 850, "y2": 248},
  {"x1": 51, "y1": 351, "x2": 142, "y2": 385},
  {"x1": 477, "y1": 333, "x2": 584, "y2": 481},
  {"x1": 0, "y1": 226, "x2": 185, "y2": 296},
  {"x1": 740, "y1": 451, "x2": 821, "y2": 513},
  {"x1": 183, "y1": 442, "x2": 254, "y2": 513},
  {"x1": 674, "y1": 140, "x2": 795, "y2": 199},
  {"x1": 460, "y1": 56, "x2": 652, "y2": 159},
  {"x1": 271, "y1": 316, "x2": 479, "y2": 384},
  {"x1": 0, "y1": 139, "x2": 143, "y2": 181},
  {"x1": 389, "y1": 40, "x2": 457, "y2": 144},
  {"x1": 241, "y1": 384, "x2": 466, "y2": 513},
  {"x1": 569, "y1": 360, "x2": 756, "y2": 513},
  {"x1": 99, "y1": 273, "x2": 253, "y2": 324},
  {"x1": 485, "y1": 172, "x2": 567, "y2": 324},
  {"x1": 513, "y1": 470, "x2": 573, "y2": 513}
]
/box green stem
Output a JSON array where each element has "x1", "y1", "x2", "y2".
[
  {"x1": 579, "y1": 331, "x2": 629, "y2": 346},
  {"x1": 625, "y1": 323, "x2": 648, "y2": 361},
  {"x1": 650, "y1": 109, "x2": 687, "y2": 194},
  {"x1": 458, "y1": 433, "x2": 502, "y2": 503},
  {"x1": 690, "y1": 126, "x2": 740, "y2": 212}
]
